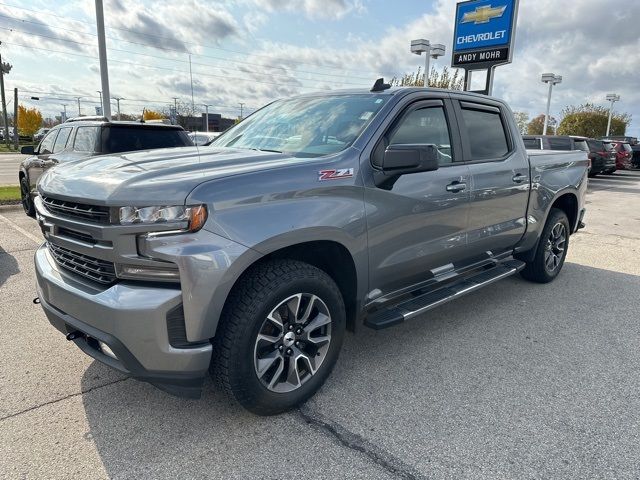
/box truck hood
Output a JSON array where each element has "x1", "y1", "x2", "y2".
[{"x1": 38, "y1": 146, "x2": 301, "y2": 205}]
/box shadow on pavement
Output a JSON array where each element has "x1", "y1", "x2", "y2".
[
  {"x1": 0, "y1": 246, "x2": 20, "y2": 288},
  {"x1": 81, "y1": 262, "x2": 640, "y2": 478}
]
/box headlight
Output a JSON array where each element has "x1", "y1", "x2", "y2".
[{"x1": 119, "y1": 205, "x2": 207, "y2": 232}]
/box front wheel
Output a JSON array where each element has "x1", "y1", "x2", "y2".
[
  {"x1": 211, "y1": 259, "x2": 345, "y2": 415},
  {"x1": 20, "y1": 176, "x2": 35, "y2": 217},
  {"x1": 520, "y1": 208, "x2": 570, "y2": 283}
]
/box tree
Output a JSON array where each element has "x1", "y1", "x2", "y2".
[
  {"x1": 391, "y1": 66, "x2": 463, "y2": 90},
  {"x1": 143, "y1": 109, "x2": 164, "y2": 121},
  {"x1": 17, "y1": 104, "x2": 43, "y2": 138},
  {"x1": 557, "y1": 103, "x2": 630, "y2": 137},
  {"x1": 527, "y1": 114, "x2": 556, "y2": 135},
  {"x1": 513, "y1": 111, "x2": 529, "y2": 134}
]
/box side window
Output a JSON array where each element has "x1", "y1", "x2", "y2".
[
  {"x1": 460, "y1": 107, "x2": 509, "y2": 160},
  {"x1": 547, "y1": 137, "x2": 571, "y2": 150},
  {"x1": 53, "y1": 127, "x2": 73, "y2": 153},
  {"x1": 38, "y1": 130, "x2": 58, "y2": 155},
  {"x1": 387, "y1": 106, "x2": 453, "y2": 165},
  {"x1": 74, "y1": 126, "x2": 100, "y2": 152}
]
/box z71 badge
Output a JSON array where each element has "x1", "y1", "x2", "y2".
[{"x1": 318, "y1": 168, "x2": 354, "y2": 181}]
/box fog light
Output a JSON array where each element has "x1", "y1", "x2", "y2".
[{"x1": 99, "y1": 341, "x2": 117, "y2": 360}]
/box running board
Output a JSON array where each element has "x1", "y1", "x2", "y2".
[{"x1": 364, "y1": 259, "x2": 526, "y2": 330}]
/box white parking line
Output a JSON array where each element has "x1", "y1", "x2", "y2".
[{"x1": 0, "y1": 213, "x2": 42, "y2": 244}]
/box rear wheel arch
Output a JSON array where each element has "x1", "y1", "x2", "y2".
[{"x1": 550, "y1": 192, "x2": 578, "y2": 233}]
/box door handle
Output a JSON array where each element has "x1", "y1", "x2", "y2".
[
  {"x1": 512, "y1": 174, "x2": 527, "y2": 183},
  {"x1": 446, "y1": 182, "x2": 466, "y2": 192}
]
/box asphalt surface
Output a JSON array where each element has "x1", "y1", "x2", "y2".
[
  {"x1": 0, "y1": 153, "x2": 26, "y2": 186},
  {"x1": 1, "y1": 171, "x2": 639, "y2": 479}
]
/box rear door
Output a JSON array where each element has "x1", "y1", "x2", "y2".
[{"x1": 455, "y1": 98, "x2": 530, "y2": 257}]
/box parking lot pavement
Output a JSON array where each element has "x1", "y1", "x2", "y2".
[
  {"x1": 1, "y1": 171, "x2": 639, "y2": 479},
  {"x1": 0, "y1": 154, "x2": 26, "y2": 186}
]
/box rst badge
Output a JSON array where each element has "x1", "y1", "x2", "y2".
[{"x1": 318, "y1": 168, "x2": 354, "y2": 181}]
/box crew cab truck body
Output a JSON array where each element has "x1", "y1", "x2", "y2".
[{"x1": 34, "y1": 87, "x2": 587, "y2": 414}]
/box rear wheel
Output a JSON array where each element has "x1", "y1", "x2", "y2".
[
  {"x1": 520, "y1": 208, "x2": 570, "y2": 283},
  {"x1": 20, "y1": 176, "x2": 35, "y2": 217},
  {"x1": 211, "y1": 259, "x2": 345, "y2": 415}
]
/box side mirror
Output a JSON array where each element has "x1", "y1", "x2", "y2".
[
  {"x1": 21, "y1": 145, "x2": 35, "y2": 155},
  {"x1": 381, "y1": 144, "x2": 440, "y2": 175}
]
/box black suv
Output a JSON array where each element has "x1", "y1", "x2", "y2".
[
  {"x1": 586, "y1": 139, "x2": 616, "y2": 176},
  {"x1": 19, "y1": 117, "x2": 192, "y2": 216}
]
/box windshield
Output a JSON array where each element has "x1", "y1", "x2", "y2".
[
  {"x1": 214, "y1": 94, "x2": 389, "y2": 157},
  {"x1": 573, "y1": 139, "x2": 589, "y2": 152}
]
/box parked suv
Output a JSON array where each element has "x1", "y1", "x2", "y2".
[
  {"x1": 34, "y1": 87, "x2": 587, "y2": 415},
  {"x1": 586, "y1": 139, "x2": 616, "y2": 176},
  {"x1": 609, "y1": 141, "x2": 633, "y2": 170},
  {"x1": 19, "y1": 117, "x2": 192, "y2": 216}
]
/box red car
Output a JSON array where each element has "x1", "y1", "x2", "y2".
[{"x1": 611, "y1": 142, "x2": 633, "y2": 170}]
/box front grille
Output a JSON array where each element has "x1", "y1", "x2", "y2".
[
  {"x1": 42, "y1": 196, "x2": 110, "y2": 224},
  {"x1": 47, "y1": 242, "x2": 116, "y2": 285},
  {"x1": 57, "y1": 227, "x2": 97, "y2": 244}
]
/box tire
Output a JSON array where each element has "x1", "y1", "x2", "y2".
[
  {"x1": 20, "y1": 176, "x2": 35, "y2": 217},
  {"x1": 588, "y1": 171, "x2": 596, "y2": 178},
  {"x1": 520, "y1": 208, "x2": 570, "y2": 284},
  {"x1": 211, "y1": 259, "x2": 346, "y2": 415}
]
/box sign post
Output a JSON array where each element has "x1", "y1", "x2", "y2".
[{"x1": 451, "y1": 0, "x2": 519, "y2": 95}]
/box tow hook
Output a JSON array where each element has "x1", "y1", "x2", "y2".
[
  {"x1": 33, "y1": 297, "x2": 40, "y2": 304},
  {"x1": 66, "y1": 331, "x2": 83, "y2": 341}
]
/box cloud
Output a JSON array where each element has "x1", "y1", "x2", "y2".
[{"x1": 251, "y1": 0, "x2": 365, "y2": 20}]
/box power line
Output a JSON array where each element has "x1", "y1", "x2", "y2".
[
  {"x1": 3, "y1": 41, "x2": 367, "y2": 91},
  {"x1": 0, "y1": 25, "x2": 366, "y2": 87},
  {"x1": 0, "y1": 4, "x2": 377, "y2": 77}
]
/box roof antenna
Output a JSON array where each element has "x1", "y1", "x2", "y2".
[{"x1": 370, "y1": 78, "x2": 391, "y2": 92}]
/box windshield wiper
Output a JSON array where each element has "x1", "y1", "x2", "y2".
[{"x1": 251, "y1": 148, "x2": 283, "y2": 153}]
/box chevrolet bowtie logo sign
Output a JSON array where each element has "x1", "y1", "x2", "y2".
[{"x1": 461, "y1": 5, "x2": 507, "y2": 24}]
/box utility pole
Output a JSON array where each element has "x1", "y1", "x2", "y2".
[
  {"x1": 188, "y1": 54, "x2": 195, "y2": 114},
  {"x1": 113, "y1": 97, "x2": 123, "y2": 120},
  {"x1": 0, "y1": 50, "x2": 11, "y2": 147},
  {"x1": 171, "y1": 97, "x2": 178, "y2": 125},
  {"x1": 75, "y1": 96, "x2": 82, "y2": 115},
  {"x1": 13, "y1": 87, "x2": 17, "y2": 149},
  {"x1": 203, "y1": 104, "x2": 212, "y2": 132},
  {"x1": 239, "y1": 102, "x2": 245, "y2": 119},
  {"x1": 95, "y1": 0, "x2": 111, "y2": 119}
]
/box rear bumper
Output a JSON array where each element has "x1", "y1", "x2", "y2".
[{"x1": 35, "y1": 245, "x2": 212, "y2": 398}]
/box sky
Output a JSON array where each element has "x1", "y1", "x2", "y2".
[{"x1": 1, "y1": 0, "x2": 638, "y2": 136}]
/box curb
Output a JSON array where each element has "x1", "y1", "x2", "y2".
[{"x1": 0, "y1": 204, "x2": 22, "y2": 212}]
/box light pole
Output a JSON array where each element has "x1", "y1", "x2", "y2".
[
  {"x1": 75, "y1": 96, "x2": 81, "y2": 116},
  {"x1": 61, "y1": 104, "x2": 68, "y2": 122},
  {"x1": 95, "y1": 0, "x2": 111, "y2": 119},
  {"x1": 203, "y1": 104, "x2": 212, "y2": 132},
  {"x1": 410, "y1": 39, "x2": 445, "y2": 87},
  {"x1": 605, "y1": 93, "x2": 620, "y2": 137},
  {"x1": 113, "y1": 97, "x2": 123, "y2": 120},
  {"x1": 239, "y1": 102, "x2": 245, "y2": 119},
  {"x1": 96, "y1": 90, "x2": 102, "y2": 115},
  {"x1": 541, "y1": 73, "x2": 562, "y2": 135}
]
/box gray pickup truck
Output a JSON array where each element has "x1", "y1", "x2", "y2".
[{"x1": 33, "y1": 85, "x2": 588, "y2": 415}]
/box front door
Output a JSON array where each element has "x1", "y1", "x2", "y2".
[
  {"x1": 28, "y1": 129, "x2": 59, "y2": 192},
  {"x1": 364, "y1": 99, "x2": 471, "y2": 299}
]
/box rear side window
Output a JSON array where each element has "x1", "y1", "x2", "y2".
[
  {"x1": 603, "y1": 142, "x2": 614, "y2": 152},
  {"x1": 387, "y1": 106, "x2": 453, "y2": 165},
  {"x1": 104, "y1": 127, "x2": 191, "y2": 154},
  {"x1": 547, "y1": 137, "x2": 571, "y2": 150},
  {"x1": 572, "y1": 139, "x2": 589, "y2": 152},
  {"x1": 523, "y1": 138, "x2": 541, "y2": 149},
  {"x1": 74, "y1": 126, "x2": 100, "y2": 152},
  {"x1": 587, "y1": 140, "x2": 603, "y2": 152},
  {"x1": 460, "y1": 107, "x2": 509, "y2": 160},
  {"x1": 38, "y1": 130, "x2": 58, "y2": 155},
  {"x1": 53, "y1": 127, "x2": 73, "y2": 153},
  {"x1": 622, "y1": 143, "x2": 632, "y2": 153}
]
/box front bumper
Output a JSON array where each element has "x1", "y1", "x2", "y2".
[{"x1": 35, "y1": 245, "x2": 212, "y2": 398}]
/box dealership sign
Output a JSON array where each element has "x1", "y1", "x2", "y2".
[{"x1": 452, "y1": 0, "x2": 519, "y2": 69}]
